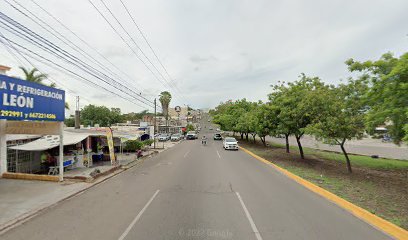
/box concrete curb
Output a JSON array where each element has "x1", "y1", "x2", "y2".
[{"x1": 240, "y1": 146, "x2": 408, "y2": 240}]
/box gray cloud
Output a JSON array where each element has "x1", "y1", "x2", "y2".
[{"x1": 0, "y1": 0, "x2": 407, "y2": 113}]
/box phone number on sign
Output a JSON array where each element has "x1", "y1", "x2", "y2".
[
  {"x1": 0, "y1": 110, "x2": 23, "y2": 118},
  {"x1": 0, "y1": 110, "x2": 57, "y2": 119}
]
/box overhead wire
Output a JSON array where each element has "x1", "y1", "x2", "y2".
[{"x1": 0, "y1": 8, "x2": 157, "y2": 109}]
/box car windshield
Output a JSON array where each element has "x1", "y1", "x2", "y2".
[{"x1": 225, "y1": 138, "x2": 237, "y2": 142}]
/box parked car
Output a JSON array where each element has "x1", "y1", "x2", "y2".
[
  {"x1": 186, "y1": 131, "x2": 197, "y2": 140},
  {"x1": 213, "y1": 133, "x2": 222, "y2": 140},
  {"x1": 158, "y1": 134, "x2": 170, "y2": 141},
  {"x1": 223, "y1": 137, "x2": 239, "y2": 150},
  {"x1": 171, "y1": 134, "x2": 181, "y2": 141}
]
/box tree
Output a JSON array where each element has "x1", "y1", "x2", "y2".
[
  {"x1": 159, "y1": 91, "x2": 172, "y2": 125},
  {"x1": 80, "y1": 104, "x2": 123, "y2": 127},
  {"x1": 253, "y1": 104, "x2": 279, "y2": 146},
  {"x1": 186, "y1": 124, "x2": 195, "y2": 132},
  {"x1": 306, "y1": 80, "x2": 367, "y2": 173},
  {"x1": 20, "y1": 67, "x2": 48, "y2": 84},
  {"x1": 20, "y1": 67, "x2": 70, "y2": 110},
  {"x1": 64, "y1": 115, "x2": 75, "y2": 127},
  {"x1": 346, "y1": 52, "x2": 408, "y2": 144},
  {"x1": 269, "y1": 74, "x2": 325, "y2": 159}
]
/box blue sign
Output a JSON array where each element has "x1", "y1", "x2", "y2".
[{"x1": 0, "y1": 74, "x2": 65, "y2": 121}]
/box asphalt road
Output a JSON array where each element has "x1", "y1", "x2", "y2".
[{"x1": 1, "y1": 125, "x2": 392, "y2": 239}]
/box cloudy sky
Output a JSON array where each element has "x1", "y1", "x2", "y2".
[{"x1": 0, "y1": 0, "x2": 407, "y2": 115}]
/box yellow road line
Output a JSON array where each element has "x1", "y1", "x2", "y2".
[{"x1": 240, "y1": 146, "x2": 408, "y2": 240}]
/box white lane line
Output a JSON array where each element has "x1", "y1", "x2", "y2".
[
  {"x1": 183, "y1": 150, "x2": 190, "y2": 158},
  {"x1": 235, "y1": 192, "x2": 263, "y2": 240},
  {"x1": 118, "y1": 190, "x2": 160, "y2": 240},
  {"x1": 216, "y1": 150, "x2": 221, "y2": 159}
]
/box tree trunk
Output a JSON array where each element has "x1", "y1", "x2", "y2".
[
  {"x1": 340, "y1": 141, "x2": 352, "y2": 173},
  {"x1": 285, "y1": 134, "x2": 290, "y2": 153},
  {"x1": 295, "y1": 135, "x2": 304, "y2": 159},
  {"x1": 253, "y1": 135, "x2": 256, "y2": 143},
  {"x1": 240, "y1": 133, "x2": 244, "y2": 140},
  {"x1": 261, "y1": 136, "x2": 266, "y2": 146},
  {"x1": 245, "y1": 133, "x2": 249, "y2": 141}
]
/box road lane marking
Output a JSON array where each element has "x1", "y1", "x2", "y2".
[
  {"x1": 239, "y1": 146, "x2": 408, "y2": 240},
  {"x1": 235, "y1": 192, "x2": 263, "y2": 240},
  {"x1": 183, "y1": 150, "x2": 190, "y2": 158},
  {"x1": 216, "y1": 150, "x2": 221, "y2": 159},
  {"x1": 118, "y1": 190, "x2": 160, "y2": 240}
]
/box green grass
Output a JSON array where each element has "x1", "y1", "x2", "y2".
[
  {"x1": 306, "y1": 148, "x2": 408, "y2": 170},
  {"x1": 265, "y1": 140, "x2": 408, "y2": 170}
]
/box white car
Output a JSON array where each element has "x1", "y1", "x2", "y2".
[
  {"x1": 223, "y1": 137, "x2": 239, "y2": 150},
  {"x1": 158, "y1": 134, "x2": 170, "y2": 141},
  {"x1": 171, "y1": 134, "x2": 181, "y2": 141}
]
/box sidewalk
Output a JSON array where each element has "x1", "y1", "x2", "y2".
[{"x1": 0, "y1": 140, "x2": 181, "y2": 234}]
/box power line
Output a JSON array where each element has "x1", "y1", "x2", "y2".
[
  {"x1": 118, "y1": 0, "x2": 187, "y2": 102},
  {"x1": 3, "y1": 0, "x2": 158, "y2": 108},
  {"x1": 29, "y1": 0, "x2": 156, "y2": 105},
  {"x1": 87, "y1": 0, "x2": 169, "y2": 90},
  {"x1": 0, "y1": 9, "x2": 157, "y2": 109},
  {"x1": 0, "y1": 34, "x2": 150, "y2": 110}
]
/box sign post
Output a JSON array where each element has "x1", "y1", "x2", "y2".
[
  {"x1": 0, "y1": 119, "x2": 6, "y2": 175},
  {"x1": 0, "y1": 74, "x2": 65, "y2": 179}
]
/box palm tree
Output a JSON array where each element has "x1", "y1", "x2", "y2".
[
  {"x1": 159, "y1": 91, "x2": 172, "y2": 125},
  {"x1": 19, "y1": 67, "x2": 48, "y2": 84},
  {"x1": 20, "y1": 67, "x2": 69, "y2": 110}
]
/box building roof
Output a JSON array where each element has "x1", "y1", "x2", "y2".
[{"x1": 0, "y1": 65, "x2": 11, "y2": 71}]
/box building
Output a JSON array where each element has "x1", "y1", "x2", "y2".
[{"x1": 0, "y1": 65, "x2": 11, "y2": 75}]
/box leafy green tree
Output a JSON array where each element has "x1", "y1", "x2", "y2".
[
  {"x1": 306, "y1": 80, "x2": 367, "y2": 173},
  {"x1": 186, "y1": 124, "x2": 195, "y2": 132},
  {"x1": 64, "y1": 115, "x2": 75, "y2": 127},
  {"x1": 20, "y1": 67, "x2": 48, "y2": 84},
  {"x1": 253, "y1": 104, "x2": 279, "y2": 146},
  {"x1": 346, "y1": 52, "x2": 408, "y2": 144},
  {"x1": 81, "y1": 104, "x2": 123, "y2": 127},
  {"x1": 20, "y1": 67, "x2": 70, "y2": 110},
  {"x1": 269, "y1": 74, "x2": 325, "y2": 159},
  {"x1": 159, "y1": 91, "x2": 172, "y2": 124}
]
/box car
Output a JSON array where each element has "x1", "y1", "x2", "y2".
[
  {"x1": 158, "y1": 134, "x2": 170, "y2": 141},
  {"x1": 186, "y1": 131, "x2": 197, "y2": 140},
  {"x1": 223, "y1": 137, "x2": 239, "y2": 150},
  {"x1": 216, "y1": 128, "x2": 220, "y2": 132},
  {"x1": 209, "y1": 127, "x2": 213, "y2": 130},
  {"x1": 171, "y1": 134, "x2": 181, "y2": 141},
  {"x1": 213, "y1": 133, "x2": 222, "y2": 140}
]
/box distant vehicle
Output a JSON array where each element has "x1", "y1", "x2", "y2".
[
  {"x1": 209, "y1": 127, "x2": 213, "y2": 130},
  {"x1": 207, "y1": 119, "x2": 210, "y2": 122},
  {"x1": 213, "y1": 133, "x2": 222, "y2": 140},
  {"x1": 171, "y1": 134, "x2": 181, "y2": 141},
  {"x1": 216, "y1": 128, "x2": 220, "y2": 132},
  {"x1": 223, "y1": 137, "x2": 239, "y2": 150},
  {"x1": 186, "y1": 131, "x2": 197, "y2": 140},
  {"x1": 158, "y1": 134, "x2": 170, "y2": 141}
]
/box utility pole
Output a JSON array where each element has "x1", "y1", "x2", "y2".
[
  {"x1": 154, "y1": 98, "x2": 157, "y2": 149},
  {"x1": 74, "y1": 96, "x2": 80, "y2": 129}
]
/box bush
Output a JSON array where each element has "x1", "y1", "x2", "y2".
[
  {"x1": 124, "y1": 140, "x2": 143, "y2": 152},
  {"x1": 143, "y1": 139, "x2": 154, "y2": 147}
]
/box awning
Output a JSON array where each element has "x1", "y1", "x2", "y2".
[
  {"x1": 9, "y1": 132, "x2": 89, "y2": 151},
  {"x1": 6, "y1": 134, "x2": 40, "y2": 141}
]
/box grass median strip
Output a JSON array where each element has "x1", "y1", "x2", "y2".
[{"x1": 239, "y1": 140, "x2": 408, "y2": 239}]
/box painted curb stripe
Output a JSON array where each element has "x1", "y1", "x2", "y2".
[{"x1": 240, "y1": 146, "x2": 408, "y2": 240}]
